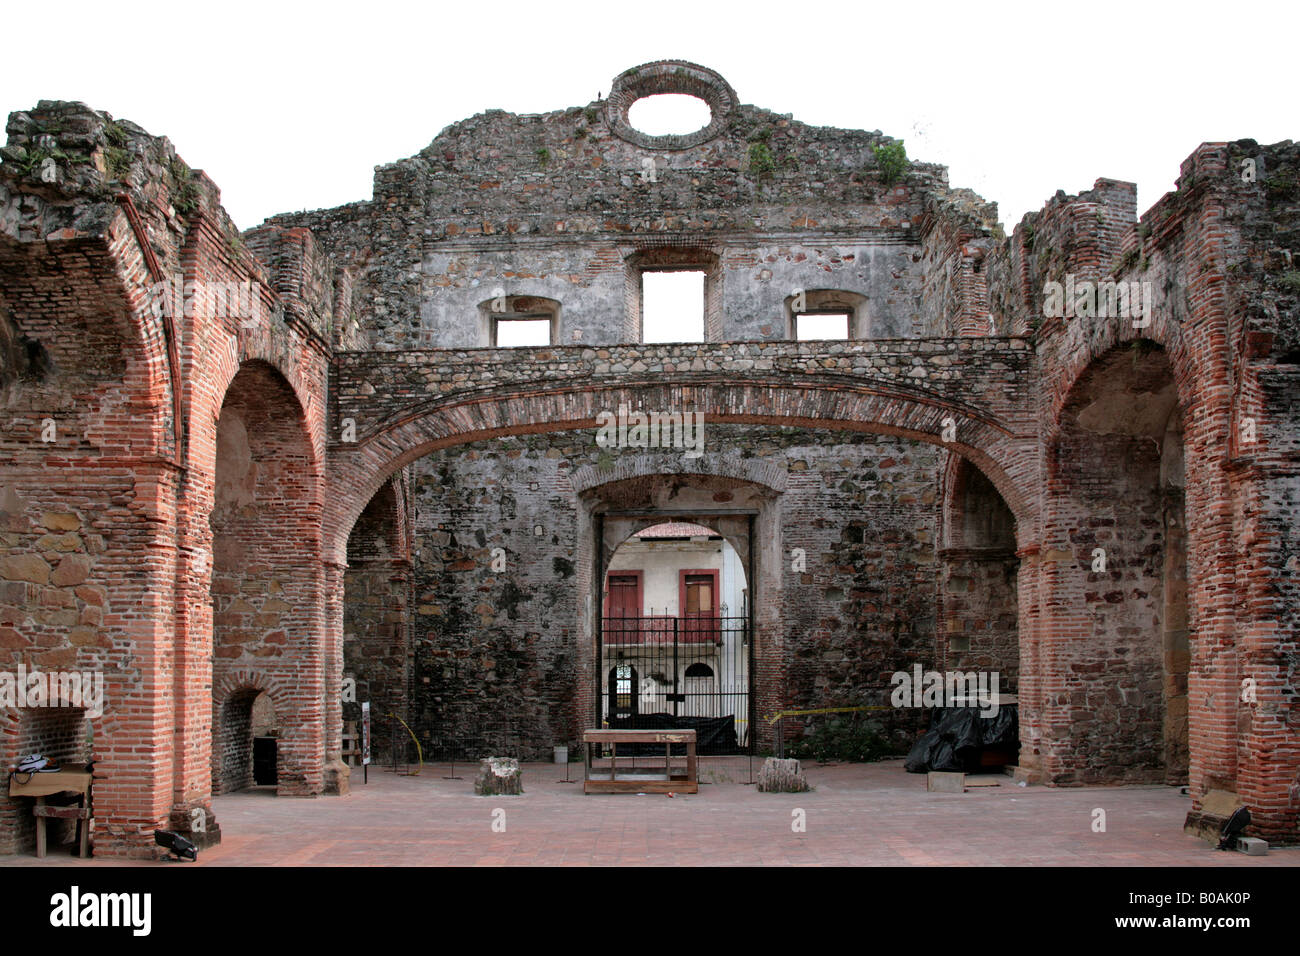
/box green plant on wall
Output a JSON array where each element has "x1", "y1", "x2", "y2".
[
  {"x1": 168, "y1": 157, "x2": 200, "y2": 216},
  {"x1": 748, "y1": 141, "x2": 776, "y2": 177},
  {"x1": 7, "y1": 143, "x2": 78, "y2": 180},
  {"x1": 104, "y1": 121, "x2": 128, "y2": 149},
  {"x1": 535, "y1": 147, "x2": 550, "y2": 166},
  {"x1": 873, "y1": 140, "x2": 908, "y2": 187},
  {"x1": 104, "y1": 147, "x2": 132, "y2": 179}
]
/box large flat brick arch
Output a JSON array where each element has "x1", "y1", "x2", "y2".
[{"x1": 326, "y1": 376, "x2": 1035, "y2": 565}]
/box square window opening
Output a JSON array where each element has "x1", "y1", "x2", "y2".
[
  {"x1": 642, "y1": 270, "x2": 705, "y2": 343},
  {"x1": 493, "y1": 316, "x2": 552, "y2": 347},
  {"x1": 794, "y1": 312, "x2": 850, "y2": 341}
]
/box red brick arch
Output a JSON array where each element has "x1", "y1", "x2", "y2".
[
  {"x1": 325, "y1": 376, "x2": 1036, "y2": 563},
  {"x1": 1043, "y1": 308, "x2": 1191, "y2": 437},
  {"x1": 212, "y1": 668, "x2": 293, "y2": 712}
]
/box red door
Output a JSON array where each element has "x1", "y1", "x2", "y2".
[
  {"x1": 605, "y1": 571, "x2": 642, "y2": 641},
  {"x1": 680, "y1": 569, "x2": 720, "y2": 643}
]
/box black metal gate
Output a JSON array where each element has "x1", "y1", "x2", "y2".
[{"x1": 598, "y1": 611, "x2": 752, "y2": 754}]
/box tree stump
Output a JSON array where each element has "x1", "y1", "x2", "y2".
[
  {"x1": 474, "y1": 757, "x2": 524, "y2": 796},
  {"x1": 757, "y1": 757, "x2": 809, "y2": 793}
]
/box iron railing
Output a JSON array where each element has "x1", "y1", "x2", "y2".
[{"x1": 598, "y1": 610, "x2": 752, "y2": 754}]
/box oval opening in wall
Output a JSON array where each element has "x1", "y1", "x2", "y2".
[{"x1": 628, "y1": 94, "x2": 712, "y2": 138}]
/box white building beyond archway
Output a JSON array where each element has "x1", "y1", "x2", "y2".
[{"x1": 601, "y1": 522, "x2": 749, "y2": 750}]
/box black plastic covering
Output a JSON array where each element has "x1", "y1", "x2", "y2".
[
  {"x1": 609, "y1": 713, "x2": 737, "y2": 753},
  {"x1": 904, "y1": 703, "x2": 1018, "y2": 773}
]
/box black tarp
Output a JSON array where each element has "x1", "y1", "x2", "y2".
[
  {"x1": 607, "y1": 713, "x2": 739, "y2": 753},
  {"x1": 903, "y1": 703, "x2": 1018, "y2": 773}
]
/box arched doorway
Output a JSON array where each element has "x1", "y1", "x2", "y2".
[
  {"x1": 209, "y1": 361, "x2": 324, "y2": 796},
  {"x1": 215, "y1": 688, "x2": 279, "y2": 793},
  {"x1": 342, "y1": 476, "x2": 412, "y2": 765},
  {"x1": 1045, "y1": 340, "x2": 1188, "y2": 785},
  {"x1": 599, "y1": 520, "x2": 750, "y2": 753},
  {"x1": 939, "y1": 455, "x2": 1020, "y2": 687}
]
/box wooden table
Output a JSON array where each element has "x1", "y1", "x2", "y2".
[
  {"x1": 7, "y1": 770, "x2": 93, "y2": 858},
  {"x1": 583, "y1": 729, "x2": 697, "y2": 794}
]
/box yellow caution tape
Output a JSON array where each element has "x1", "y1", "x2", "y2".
[
  {"x1": 764, "y1": 704, "x2": 892, "y2": 725},
  {"x1": 385, "y1": 712, "x2": 423, "y2": 774}
]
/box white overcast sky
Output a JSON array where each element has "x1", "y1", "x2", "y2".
[{"x1": 3, "y1": 0, "x2": 1294, "y2": 235}]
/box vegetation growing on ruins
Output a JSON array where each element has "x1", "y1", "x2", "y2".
[
  {"x1": 788, "y1": 715, "x2": 893, "y2": 763},
  {"x1": 873, "y1": 139, "x2": 908, "y2": 186},
  {"x1": 168, "y1": 156, "x2": 200, "y2": 216}
]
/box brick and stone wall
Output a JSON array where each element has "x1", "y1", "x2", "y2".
[
  {"x1": 342, "y1": 476, "x2": 411, "y2": 759},
  {"x1": 2, "y1": 64, "x2": 1297, "y2": 854},
  {"x1": 400, "y1": 425, "x2": 949, "y2": 758}
]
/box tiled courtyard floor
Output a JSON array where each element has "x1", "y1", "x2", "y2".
[{"x1": 4, "y1": 758, "x2": 1298, "y2": 866}]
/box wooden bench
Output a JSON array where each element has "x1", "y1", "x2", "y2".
[
  {"x1": 583, "y1": 729, "x2": 697, "y2": 794},
  {"x1": 8, "y1": 769, "x2": 93, "y2": 858}
]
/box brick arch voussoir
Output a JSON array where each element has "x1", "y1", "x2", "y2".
[
  {"x1": 102, "y1": 236, "x2": 173, "y2": 436},
  {"x1": 939, "y1": 449, "x2": 968, "y2": 549},
  {"x1": 351, "y1": 474, "x2": 411, "y2": 564},
  {"x1": 386, "y1": 472, "x2": 412, "y2": 564},
  {"x1": 212, "y1": 668, "x2": 291, "y2": 715},
  {"x1": 326, "y1": 379, "x2": 1033, "y2": 564},
  {"x1": 185, "y1": 322, "x2": 325, "y2": 471},
  {"x1": 1046, "y1": 310, "x2": 1191, "y2": 440},
  {"x1": 234, "y1": 339, "x2": 327, "y2": 469},
  {"x1": 190, "y1": 348, "x2": 326, "y2": 523}
]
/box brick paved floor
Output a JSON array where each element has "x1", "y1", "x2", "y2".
[{"x1": 3, "y1": 758, "x2": 1297, "y2": 866}]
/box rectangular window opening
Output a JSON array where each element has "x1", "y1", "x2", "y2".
[
  {"x1": 795, "y1": 312, "x2": 850, "y2": 341},
  {"x1": 643, "y1": 270, "x2": 705, "y2": 343},
  {"x1": 494, "y1": 316, "x2": 552, "y2": 347}
]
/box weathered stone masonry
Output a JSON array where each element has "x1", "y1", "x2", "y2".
[{"x1": 1, "y1": 60, "x2": 1296, "y2": 854}]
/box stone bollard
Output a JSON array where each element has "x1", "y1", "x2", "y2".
[
  {"x1": 474, "y1": 757, "x2": 524, "y2": 796},
  {"x1": 322, "y1": 758, "x2": 351, "y2": 796},
  {"x1": 757, "y1": 757, "x2": 810, "y2": 793}
]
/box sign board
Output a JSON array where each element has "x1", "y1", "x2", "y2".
[{"x1": 361, "y1": 701, "x2": 371, "y2": 766}]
